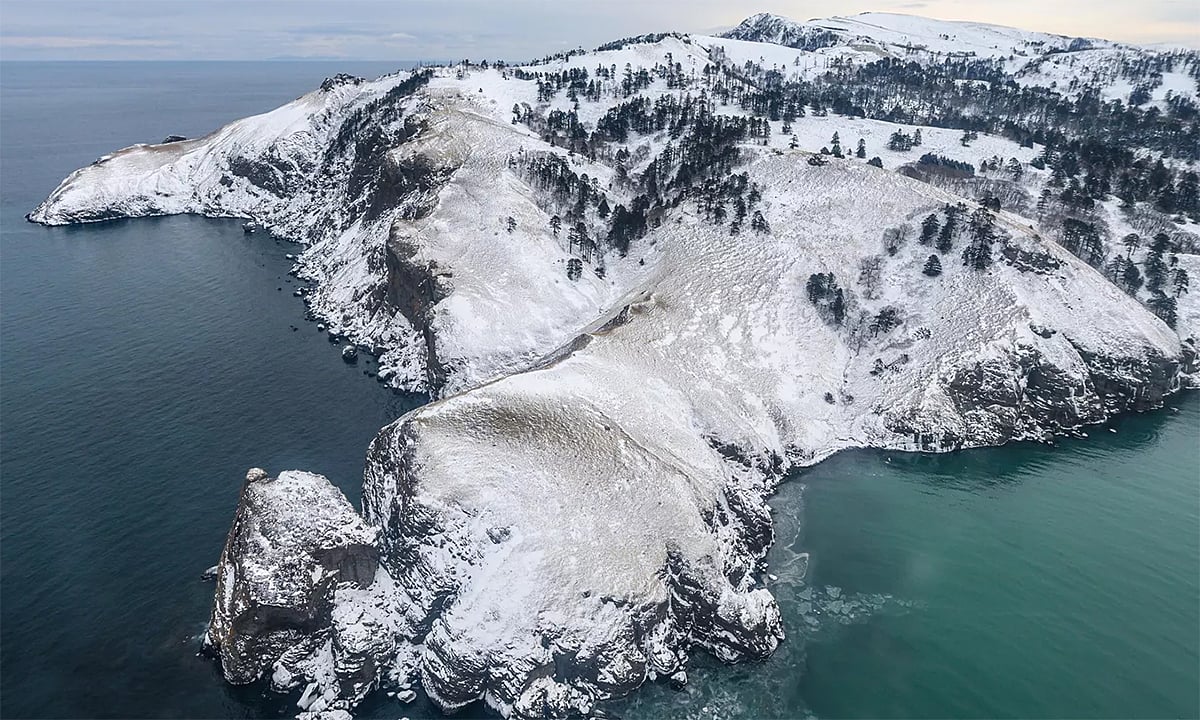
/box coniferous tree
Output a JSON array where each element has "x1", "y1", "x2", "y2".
[
  {"x1": 1122, "y1": 232, "x2": 1140, "y2": 257},
  {"x1": 1122, "y1": 261, "x2": 1144, "y2": 296},
  {"x1": 871, "y1": 306, "x2": 903, "y2": 335},
  {"x1": 1148, "y1": 291, "x2": 1178, "y2": 327},
  {"x1": 856, "y1": 138, "x2": 866, "y2": 158},
  {"x1": 567, "y1": 224, "x2": 581, "y2": 255},
  {"x1": 919, "y1": 213, "x2": 940, "y2": 245},
  {"x1": 1145, "y1": 232, "x2": 1174, "y2": 291},
  {"x1": 750, "y1": 210, "x2": 770, "y2": 234},
  {"x1": 805, "y1": 273, "x2": 846, "y2": 325},
  {"x1": 923, "y1": 253, "x2": 943, "y2": 277},
  {"x1": 1036, "y1": 188, "x2": 1052, "y2": 214},
  {"x1": 572, "y1": 221, "x2": 590, "y2": 259},
  {"x1": 888, "y1": 130, "x2": 914, "y2": 151},
  {"x1": 962, "y1": 207, "x2": 996, "y2": 270},
  {"x1": 936, "y1": 205, "x2": 960, "y2": 254},
  {"x1": 607, "y1": 202, "x2": 646, "y2": 255},
  {"x1": 1105, "y1": 255, "x2": 1129, "y2": 285},
  {"x1": 1173, "y1": 267, "x2": 1190, "y2": 297}
]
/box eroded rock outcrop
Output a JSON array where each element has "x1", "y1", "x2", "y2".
[
  {"x1": 204, "y1": 469, "x2": 412, "y2": 716},
  {"x1": 207, "y1": 421, "x2": 787, "y2": 720},
  {"x1": 353, "y1": 382, "x2": 786, "y2": 717}
]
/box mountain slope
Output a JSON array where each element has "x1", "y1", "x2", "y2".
[
  {"x1": 27, "y1": 13, "x2": 1200, "y2": 719},
  {"x1": 720, "y1": 12, "x2": 1200, "y2": 107},
  {"x1": 347, "y1": 151, "x2": 1186, "y2": 718}
]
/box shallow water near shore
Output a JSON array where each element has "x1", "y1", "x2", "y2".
[
  {"x1": 612, "y1": 393, "x2": 1200, "y2": 720},
  {"x1": 2, "y1": 62, "x2": 1197, "y2": 720}
]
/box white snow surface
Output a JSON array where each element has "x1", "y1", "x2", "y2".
[
  {"x1": 337, "y1": 149, "x2": 1188, "y2": 717},
  {"x1": 717, "y1": 12, "x2": 1200, "y2": 106}
]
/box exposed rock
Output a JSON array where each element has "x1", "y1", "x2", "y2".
[
  {"x1": 384, "y1": 227, "x2": 451, "y2": 392},
  {"x1": 721, "y1": 13, "x2": 841, "y2": 50},
  {"x1": 321, "y1": 73, "x2": 365, "y2": 92},
  {"x1": 355, "y1": 378, "x2": 785, "y2": 718},
  {"x1": 1002, "y1": 243, "x2": 1063, "y2": 274},
  {"x1": 1070, "y1": 342, "x2": 1182, "y2": 413},
  {"x1": 204, "y1": 469, "x2": 383, "y2": 696}
]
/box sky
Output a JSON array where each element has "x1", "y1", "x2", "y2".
[{"x1": 0, "y1": 0, "x2": 1197, "y2": 61}]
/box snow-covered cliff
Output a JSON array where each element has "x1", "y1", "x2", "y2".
[{"x1": 29, "y1": 12, "x2": 1200, "y2": 719}]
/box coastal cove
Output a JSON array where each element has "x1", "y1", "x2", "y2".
[
  {"x1": 2, "y1": 61, "x2": 1198, "y2": 720},
  {"x1": 0, "y1": 61, "x2": 433, "y2": 718}
]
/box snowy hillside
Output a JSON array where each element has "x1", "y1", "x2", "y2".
[
  {"x1": 27, "y1": 11, "x2": 1200, "y2": 720},
  {"x1": 720, "y1": 12, "x2": 1200, "y2": 107}
]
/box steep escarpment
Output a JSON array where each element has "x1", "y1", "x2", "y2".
[
  {"x1": 206, "y1": 389, "x2": 787, "y2": 719},
  {"x1": 890, "y1": 336, "x2": 1183, "y2": 450},
  {"x1": 28, "y1": 69, "x2": 464, "y2": 394},
  {"x1": 204, "y1": 469, "x2": 412, "y2": 717},
  {"x1": 358, "y1": 376, "x2": 785, "y2": 716},
  {"x1": 382, "y1": 226, "x2": 452, "y2": 389}
]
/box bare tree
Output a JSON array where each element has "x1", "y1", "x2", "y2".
[{"x1": 858, "y1": 255, "x2": 883, "y2": 300}]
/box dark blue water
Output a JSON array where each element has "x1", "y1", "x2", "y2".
[
  {"x1": 0, "y1": 61, "x2": 431, "y2": 719},
  {"x1": 2, "y1": 62, "x2": 1197, "y2": 720}
]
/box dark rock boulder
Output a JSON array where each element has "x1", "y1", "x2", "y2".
[
  {"x1": 204, "y1": 469, "x2": 380, "y2": 686},
  {"x1": 1069, "y1": 342, "x2": 1182, "y2": 413}
]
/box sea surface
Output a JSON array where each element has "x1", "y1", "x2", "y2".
[{"x1": 2, "y1": 62, "x2": 1197, "y2": 720}]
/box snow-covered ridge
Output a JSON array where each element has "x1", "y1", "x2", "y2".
[
  {"x1": 27, "y1": 13, "x2": 1200, "y2": 719},
  {"x1": 724, "y1": 11, "x2": 1123, "y2": 56},
  {"x1": 718, "y1": 12, "x2": 1200, "y2": 106}
]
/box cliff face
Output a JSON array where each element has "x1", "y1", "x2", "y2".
[
  {"x1": 204, "y1": 470, "x2": 407, "y2": 717},
  {"x1": 28, "y1": 21, "x2": 1199, "y2": 720},
  {"x1": 357, "y1": 388, "x2": 785, "y2": 716}
]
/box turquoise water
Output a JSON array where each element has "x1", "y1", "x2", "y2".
[
  {"x1": 614, "y1": 395, "x2": 1200, "y2": 719},
  {"x1": 2, "y1": 62, "x2": 1197, "y2": 719}
]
